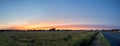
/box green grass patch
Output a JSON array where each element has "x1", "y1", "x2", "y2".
[
  {"x1": 72, "y1": 32, "x2": 98, "y2": 46},
  {"x1": 99, "y1": 32, "x2": 111, "y2": 46}
]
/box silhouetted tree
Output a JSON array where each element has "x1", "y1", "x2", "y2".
[{"x1": 49, "y1": 28, "x2": 56, "y2": 31}]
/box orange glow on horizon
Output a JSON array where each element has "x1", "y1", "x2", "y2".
[
  {"x1": 7, "y1": 24, "x2": 104, "y2": 30},
  {"x1": 0, "y1": 21, "x2": 106, "y2": 30}
]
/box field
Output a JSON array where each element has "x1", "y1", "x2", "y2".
[{"x1": 0, "y1": 31, "x2": 97, "y2": 46}]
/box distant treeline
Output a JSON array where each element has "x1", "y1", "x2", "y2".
[{"x1": 0, "y1": 28, "x2": 120, "y2": 32}]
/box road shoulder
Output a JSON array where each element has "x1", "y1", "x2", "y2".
[{"x1": 92, "y1": 32, "x2": 111, "y2": 46}]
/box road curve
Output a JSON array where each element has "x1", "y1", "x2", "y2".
[{"x1": 102, "y1": 32, "x2": 120, "y2": 46}]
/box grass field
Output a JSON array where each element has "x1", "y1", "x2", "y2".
[{"x1": 0, "y1": 31, "x2": 97, "y2": 46}]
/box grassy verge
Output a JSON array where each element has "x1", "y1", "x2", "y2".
[
  {"x1": 72, "y1": 32, "x2": 98, "y2": 46},
  {"x1": 99, "y1": 32, "x2": 111, "y2": 46}
]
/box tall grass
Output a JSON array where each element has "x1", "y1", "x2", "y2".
[
  {"x1": 0, "y1": 31, "x2": 97, "y2": 46},
  {"x1": 72, "y1": 32, "x2": 98, "y2": 46}
]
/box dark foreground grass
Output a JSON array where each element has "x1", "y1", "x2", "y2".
[{"x1": 0, "y1": 31, "x2": 97, "y2": 46}]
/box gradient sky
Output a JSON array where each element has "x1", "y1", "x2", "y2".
[{"x1": 0, "y1": 0, "x2": 120, "y2": 30}]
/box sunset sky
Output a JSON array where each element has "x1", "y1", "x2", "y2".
[{"x1": 0, "y1": 0, "x2": 120, "y2": 30}]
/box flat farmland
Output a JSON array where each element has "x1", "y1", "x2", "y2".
[{"x1": 0, "y1": 31, "x2": 97, "y2": 46}]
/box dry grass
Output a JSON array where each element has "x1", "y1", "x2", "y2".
[{"x1": 0, "y1": 31, "x2": 97, "y2": 46}]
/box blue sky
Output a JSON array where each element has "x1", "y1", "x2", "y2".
[{"x1": 0, "y1": 0, "x2": 120, "y2": 29}]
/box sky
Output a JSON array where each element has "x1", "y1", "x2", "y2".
[{"x1": 0, "y1": 0, "x2": 120, "y2": 30}]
